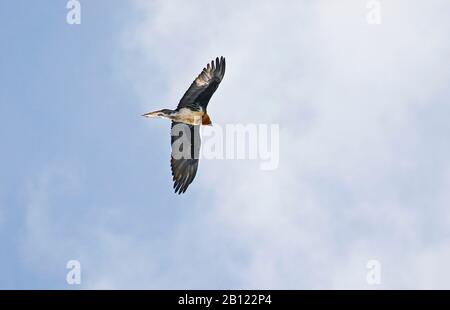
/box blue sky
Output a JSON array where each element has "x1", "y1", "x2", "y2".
[
  {"x1": 1, "y1": 0, "x2": 450, "y2": 289},
  {"x1": 0, "y1": 0, "x2": 193, "y2": 288}
]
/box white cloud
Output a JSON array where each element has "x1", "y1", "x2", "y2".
[
  {"x1": 20, "y1": 0, "x2": 450, "y2": 289},
  {"x1": 122, "y1": 0, "x2": 450, "y2": 289}
]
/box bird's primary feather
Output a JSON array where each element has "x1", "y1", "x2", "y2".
[{"x1": 177, "y1": 56, "x2": 226, "y2": 111}]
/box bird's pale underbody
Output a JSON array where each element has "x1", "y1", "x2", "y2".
[{"x1": 143, "y1": 56, "x2": 226, "y2": 194}]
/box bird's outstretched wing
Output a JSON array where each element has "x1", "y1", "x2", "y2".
[
  {"x1": 177, "y1": 56, "x2": 226, "y2": 111},
  {"x1": 170, "y1": 121, "x2": 201, "y2": 194}
]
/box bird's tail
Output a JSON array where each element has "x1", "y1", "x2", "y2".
[
  {"x1": 142, "y1": 110, "x2": 161, "y2": 118},
  {"x1": 142, "y1": 109, "x2": 176, "y2": 119}
]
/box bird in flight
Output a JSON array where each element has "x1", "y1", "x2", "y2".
[{"x1": 143, "y1": 56, "x2": 226, "y2": 194}]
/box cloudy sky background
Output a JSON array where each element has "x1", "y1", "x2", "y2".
[{"x1": 1, "y1": 0, "x2": 450, "y2": 289}]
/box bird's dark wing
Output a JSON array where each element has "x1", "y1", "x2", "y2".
[
  {"x1": 170, "y1": 121, "x2": 201, "y2": 194},
  {"x1": 177, "y1": 56, "x2": 226, "y2": 111}
]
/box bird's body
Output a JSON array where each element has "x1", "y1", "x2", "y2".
[{"x1": 143, "y1": 56, "x2": 226, "y2": 194}]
